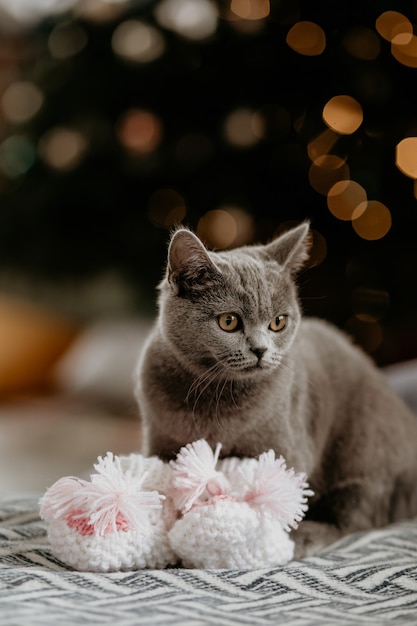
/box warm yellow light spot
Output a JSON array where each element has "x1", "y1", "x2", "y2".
[
  {"x1": 375, "y1": 11, "x2": 412, "y2": 42},
  {"x1": 322, "y1": 95, "x2": 363, "y2": 135},
  {"x1": 391, "y1": 33, "x2": 417, "y2": 68},
  {"x1": 345, "y1": 316, "x2": 383, "y2": 353},
  {"x1": 38, "y1": 128, "x2": 87, "y2": 171},
  {"x1": 197, "y1": 210, "x2": 237, "y2": 249},
  {"x1": 147, "y1": 189, "x2": 186, "y2": 228},
  {"x1": 351, "y1": 287, "x2": 390, "y2": 322},
  {"x1": 396, "y1": 137, "x2": 417, "y2": 178},
  {"x1": 223, "y1": 108, "x2": 261, "y2": 148},
  {"x1": 216, "y1": 206, "x2": 255, "y2": 246},
  {"x1": 112, "y1": 20, "x2": 165, "y2": 63},
  {"x1": 76, "y1": 0, "x2": 126, "y2": 23},
  {"x1": 352, "y1": 201, "x2": 392, "y2": 240},
  {"x1": 307, "y1": 129, "x2": 339, "y2": 161},
  {"x1": 230, "y1": 0, "x2": 270, "y2": 20},
  {"x1": 1, "y1": 81, "x2": 43, "y2": 124},
  {"x1": 327, "y1": 180, "x2": 367, "y2": 221},
  {"x1": 48, "y1": 22, "x2": 88, "y2": 59},
  {"x1": 308, "y1": 154, "x2": 350, "y2": 196},
  {"x1": 116, "y1": 109, "x2": 162, "y2": 155},
  {"x1": 286, "y1": 21, "x2": 326, "y2": 56},
  {"x1": 343, "y1": 26, "x2": 381, "y2": 60}
]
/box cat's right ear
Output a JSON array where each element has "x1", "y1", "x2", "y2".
[{"x1": 167, "y1": 229, "x2": 222, "y2": 296}]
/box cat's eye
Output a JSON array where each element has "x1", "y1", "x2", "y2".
[
  {"x1": 269, "y1": 315, "x2": 287, "y2": 332},
  {"x1": 218, "y1": 313, "x2": 241, "y2": 332}
]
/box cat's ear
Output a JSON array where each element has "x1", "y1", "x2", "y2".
[
  {"x1": 167, "y1": 229, "x2": 222, "y2": 295},
  {"x1": 263, "y1": 222, "x2": 312, "y2": 275}
]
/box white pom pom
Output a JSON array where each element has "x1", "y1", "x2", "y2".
[
  {"x1": 244, "y1": 450, "x2": 314, "y2": 531},
  {"x1": 170, "y1": 439, "x2": 229, "y2": 512}
]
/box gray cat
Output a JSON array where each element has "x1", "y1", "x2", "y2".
[{"x1": 135, "y1": 222, "x2": 417, "y2": 558}]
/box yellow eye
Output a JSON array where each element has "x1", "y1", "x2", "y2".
[
  {"x1": 269, "y1": 315, "x2": 287, "y2": 332},
  {"x1": 218, "y1": 313, "x2": 241, "y2": 332}
]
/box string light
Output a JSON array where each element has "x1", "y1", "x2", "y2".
[{"x1": 197, "y1": 209, "x2": 237, "y2": 249}]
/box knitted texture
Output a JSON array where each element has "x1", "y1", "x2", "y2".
[{"x1": 40, "y1": 440, "x2": 313, "y2": 572}]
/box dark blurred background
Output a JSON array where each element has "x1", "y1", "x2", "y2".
[{"x1": 1, "y1": 0, "x2": 417, "y2": 402}]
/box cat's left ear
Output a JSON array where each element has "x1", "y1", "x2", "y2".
[
  {"x1": 167, "y1": 228, "x2": 222, "y2": 296},
  {"x1": 263, "y1": 222, "x2": 312, "y2": 276}
]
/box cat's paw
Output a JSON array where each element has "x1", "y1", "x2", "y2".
[{"x1": 292, "y1": 521, "x2": 343, "y2": 559}]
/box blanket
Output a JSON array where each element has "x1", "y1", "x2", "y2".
[{"x1": 1, "y1": 495, "x2": 416, "y2": 625}]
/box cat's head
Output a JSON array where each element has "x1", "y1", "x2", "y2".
[{"x1": 157, "y1": 222, "x2": 311, "y2": 379}]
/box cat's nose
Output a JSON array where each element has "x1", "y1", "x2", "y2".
[{"x1": 251, "y1": 346, "x2": 267, "y2": 360}]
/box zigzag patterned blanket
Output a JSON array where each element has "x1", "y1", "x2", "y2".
[{"x1": 1, "y1": 496, "x2": 417, "y2": 625}]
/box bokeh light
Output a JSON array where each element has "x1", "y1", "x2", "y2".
[
  {"x1": 307, "y1": 129, "x2": 338, "y2": 161},
  {"x1": 343, "y1": 26, "x2": 381, "y2": 61},
  {"x1": 375, "y1": 11, "x2": 413, "y2": 42},
  {"x1": 391, "y1": 34, "x2": 417, "y2": 69},
  {"x1": 147, "y1": 189, "x2": 187, "y2": 228},
  {"x1": 38, "y1": 127, "x2": 88, "y2": 171},
  {"x1": 396, "y1": 137, "x2": 417, "y2": 179},
  {"x1": 230, "y1": 0, "x2": 270, "y2": 21},
  {"x1": 1, "y1": 81, "x2": 43, "y2": 124},
  {"x1": 197, "y1": 209, "x2": 237, "y2": 249},
  {"x1": 352, "y1": 200, "x2": 392, "y2": 240},
  {"x1": 286, "y1": 21, "x2": 326, "y2": 56},
  {"x1": 223, "y1": 108, "x2": 262, "y2": 148},
  {"x1": 116, "y1": 109, "x2": 162, "y2": 155},
  {"x1": 112, "y1": 20, "x2": 165, "y2": 63},
  {"x1": 309, "y1": 155, "x2": 350, "y2": 196},
  {"x1": 218, "y1": 206, "x2": 254, "y2": 247},
  {"x1": 48, "y1": 21, "x2": 88, "y2": 59},
  {"x1": 327, "y1": 180, "x2": 367, "y2": 221},
  {"x1": 322, "y1": 95, "x2": 363, "y2": 135},
  {"x1": 154, "y1": 0, "x2": 218, "y2": 40}
]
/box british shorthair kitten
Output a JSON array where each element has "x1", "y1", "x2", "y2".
[{"x1": 135, "y1": 223, "x2": 417, "y2": 558}]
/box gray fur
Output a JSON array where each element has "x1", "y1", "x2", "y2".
[{"x1": 135, "y1": 223, "x2": 417, "y2": 558}]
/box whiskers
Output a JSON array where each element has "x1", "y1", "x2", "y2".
[{"x1": 185, "y1": 352, "x2": 231, "y2": 428}]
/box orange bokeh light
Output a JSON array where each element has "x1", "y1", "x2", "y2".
[
  {"x1": 322, "y1": 95, "x2": 363, "y2": 135},
  {"x1": 396, "y1": 137, "x2": 417, "y2": 179},
  {"x1": 117, "y1": 109, "x2": 162, "y2": 155},
  {"x1": 286, "y1": 21, "x2": 326, "y2": 56},
  {"x1": 327, "y1": 180, "x2": 367, "y2": 221},
  {"x1": 352, "y1": 201, "x2": 392, "y2": 240},
  {"x1": 375, "y1": 11, "x2": 412, "y2": 42},
  {"x1": 309, "y1": 154, "x2": 350, "y2": 196}
]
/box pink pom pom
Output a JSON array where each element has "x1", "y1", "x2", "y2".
[
  {"x1": 244, "y1": 450, "x2": 314, "y2": 531},
  {"x1": 170, "y1": 440, "x2": 229, "y2": 513},
  {"x1": 40, "y1": 452, "x2": 164, "y2": 536}
]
